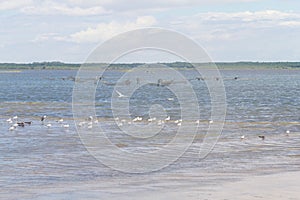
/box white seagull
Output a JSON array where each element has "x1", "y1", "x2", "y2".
[
  {"x1": 148, "y1": 117, "x2": 156, "y2": 122},
  {"x1": 6, "y1": 118, "x2": 13, "y2": 123},
  {"x1": 133, "y1": 117, "x2": 142, "y2": 122},
  {"x1": 62, "y1": 124, "x2": 70, "y2": 128},
  {"x1": 116, "y1": 90, "x2": 126, "y2": 98},
  {"x1": 78, "y1": 122, "x2": 86, "y2": 127}
]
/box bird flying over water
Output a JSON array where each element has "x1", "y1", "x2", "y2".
[{"x1": 115, "y1": 90, "x2": 126, "y2": 98}]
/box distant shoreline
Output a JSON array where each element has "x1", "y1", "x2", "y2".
[{"x1": 0, "y1": 61, "x2": 300, "y2": 70}]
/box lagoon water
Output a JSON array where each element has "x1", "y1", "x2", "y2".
[{"x1": 0, "y1": 68, "x2": 299, "y2": 199}]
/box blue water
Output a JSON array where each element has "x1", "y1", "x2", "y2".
[{"x1": 0, "y1": 68, "x2": 299, "y2": 199}]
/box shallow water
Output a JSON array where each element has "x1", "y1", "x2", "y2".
[{"x1": 0, "y1": 69, "x2": 299, "y2": 199}]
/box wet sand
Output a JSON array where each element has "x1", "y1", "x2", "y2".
[
  {"x1": 3, "y1": 171, "x2": 298, "y2": 200},
  {"x1": 200, "y1": 171, "x2": 300, "y2": 200},
  {"x1": 108, "y1": 171, "x2": 300, "y2": 200}
]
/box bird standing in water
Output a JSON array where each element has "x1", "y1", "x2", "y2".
[
  {"x1": 41, "y1": 115, "x2": 46, "y2": 122},
  {"x1": 258, "y1": 135, "x2": 265, "y2": 140}
]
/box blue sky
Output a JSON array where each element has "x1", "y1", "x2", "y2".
[{"x1": 0, "y1": 0, "x2": 300, "y2": 63}]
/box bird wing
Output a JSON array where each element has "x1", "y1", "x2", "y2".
[{"x1": 116, "y1": 90, "x2": 125, "y2": 97}]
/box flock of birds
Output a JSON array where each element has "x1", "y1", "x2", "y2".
[
  {"x1": 6, "y1": 115, "x2": 70, "y2": 131},
  {"x1": 112, "y1": 116, "x2": 189, "y2": 127},
  {"x1": 5, "y1": 114, "x2": 293, "y2": 142}
]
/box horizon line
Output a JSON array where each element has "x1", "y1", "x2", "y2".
[{"x1": 1, "y1": 61, "x2": 300, "y2": 65}]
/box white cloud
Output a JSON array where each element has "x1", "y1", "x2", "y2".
[
  {"x1": 171, "y1": 10, "x2": 300, "y2": 41},
  {"x1": 0, "y1": 0, "x2": 32, "y2": 11},
  {"x1": 1, "y1": 0, "x2": 259, "y2": 13},
  {"x1": 63, "y1": 10, "x2": 300, "y2": 44},
  {"x1": 194, "y1": 10, "x2": 300, "y2": 24},
  {"x1": 65, "y1": 0, "x2": 259, "y2": 11},
  {"x1": 279, "y1": 21, "x2": 300, "y2": 27},
  {"x1": 70, "y1": 16, "x2": 157, "y2": 43},
  {"x1": 21, "y1": 1, "x2": 110, "y2": 16},
  {"x1": 31, "y1": 33, "x2": 66, "y2": 43}
]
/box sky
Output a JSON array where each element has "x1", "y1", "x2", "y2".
[{"x1": 0, "y1": 0, "x2": 300, "y2": 63}]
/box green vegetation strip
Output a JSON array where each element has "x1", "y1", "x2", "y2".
[{"x1": 0, "y1": 61, "x2": 300, "y2": 70}]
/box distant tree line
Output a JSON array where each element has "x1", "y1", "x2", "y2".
[{"x1": 0, "y1": 61, "x2": 299, "y2": 70}]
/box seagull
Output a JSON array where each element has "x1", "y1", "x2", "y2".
[
  {"x1": 195, "y1": 120, "x2": 200, "y2": 124},
  {"x1": 286, "y1": 130, "x2": 290, "y2": 136},
  {"x1": 46, "y1": 123, "x2": 52, "y2": 128},
  {"x1": 133, "y1": 117, "x2": 142, "y2": 122},
  {"x1": 87, "y1": 122, "x2": 93, "y2": 127},
  {"x1": 240, "y1": 135, "x2": 245, "y2": 140},
  {"x1": 62, "y1": 124, "x2": 69, "y2": 128},
  {"x1": 209, "y1": 120, "x2": 213, "y2": 124},
  {"x1": 165, "y1": 116, "x2": 170, "y2": 121},
  {"x1": 57, "y1": 118, "x2": 64, "y2": 123},
  {"x1": 177, "y1": 122, "x2": 182, "y2": 126},
  {"x1": 148, "y1": 117, "x2": 156, "y2": 122},
  {"x1": 133, "y1": 117, "x2": 138, "y2": 122},
  {"x1": 78, "y1": 122, "x2": 86, "y2": 127},
  {"x1": 116, "y1": 90, "x2": 126, "y2": 98},
  {"x1": 13, "y1": 123, "x2": 18, "y2": 128},
  {"x1": 167, "y1": 98, "x2": 174, "y2": 101},
  {"x1": 6, "y1": 118, "x2": 13, "y2": 124},
  {"x1": 41, "y1": 115, "x2": 46, "y2": 122},
  {"x1": 9, "y1": 126, "x2": 15, "y2": 131},
  {"x1": 175, "y1": 119, "x2": 182, "y2": 124},
  {"x1": 12, "y1": 116, "x2": 18, "y2": 120}
]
